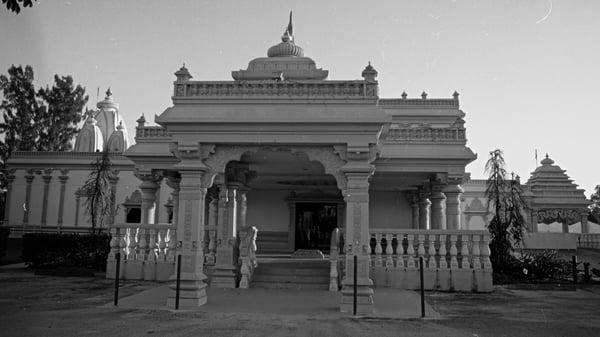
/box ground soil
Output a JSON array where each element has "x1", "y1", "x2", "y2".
[{"x1": 1, "y1": 264, "x2": 599, "y2": 337}]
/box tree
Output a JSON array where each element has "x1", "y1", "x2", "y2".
[
  {"x1": 2, "y1": 0, "x2": 35, "y2": 14},
  {"x1": 484, "y1": 149, "x2": 528, "y2": 273},
  {"x1": 81, "y1": 149, "x2": 114, "y2": 233},
  {"x1": 37, "y1": 75, "x2": 87, "y2": 151},
  {"x1": 0, "y1": 65, "x2": 88, "y2": 184},
  {"x1": 589, "y1": 185, "x2": 600, "y2": 223}
]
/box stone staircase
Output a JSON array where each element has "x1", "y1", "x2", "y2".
[
  {"x1": 251, "y1": 259, "x2": 330, "y2": 290},
  {"x1": 256, "y1": 231, "x2": 290, "y2": 254}
]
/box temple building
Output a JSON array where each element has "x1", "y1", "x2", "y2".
[{"x1": 2, "y1": 16, "x2": 595, "y2": 313}]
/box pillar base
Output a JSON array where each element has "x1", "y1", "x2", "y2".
[
  {"x1": 339, "y1": 281, "x2": 374, "y2": 315},
  {"x1": 210, "y1": 266, "x2": 237, "y2": 288},
  {"x1": 167, "y1": 272, "x2": 208, "y2": 309}
]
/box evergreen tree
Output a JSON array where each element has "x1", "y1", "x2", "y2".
[
  {"x1": 484, "y1": 149, "x2": 528, "y2": 273},
  {"x1": 81, "y1": 149, "x2": 114, "y2": 233},
  {"x1": 37, "y1": 75, "x2": 88, "y2": 151}
]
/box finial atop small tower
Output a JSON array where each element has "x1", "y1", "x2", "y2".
[
  {"x1": 453, "y1": 90, "x2": 459, "y2": 100},
  {"x1": 136, "y1": 114, "x2": 146, "y2": 128},
  {"x1": 401, "y1": 91, "x2": 407, "y2": 100},
  {"x1": 361, "y1": 61, "x2": 378, "y2": 81},
  {"x1": 421, "y1": 91, "x2": 428, "y2": 99},
  {"x1": 541, "y1": 153, "x2": 555, "y2": 165},
  {"x1": 174, "y1": 63, "x2": 193, "y2": 81},
  {"x1": 106, "y1": 87, "x2": 112, "y2": 98}
]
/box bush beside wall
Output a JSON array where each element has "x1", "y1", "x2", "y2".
[{"x1": 22, "y1": 233, "x2": 110, "y2": 271}]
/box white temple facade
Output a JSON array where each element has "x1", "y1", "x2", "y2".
[{"x1": 2, "y1": 17, "x2": 594, "y2": 313}]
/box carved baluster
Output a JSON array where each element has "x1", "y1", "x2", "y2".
[
  {"x1": 147, "y1": 229, "x2": 157, "y2": 262},
  {"x1": 417, "y1": 235, "x2": 426, "y2": 259},
  {"x1": 449, "y1": 235, "x2": 458, "y2": 269},
  {"x1": 460, "y1": 235, "x2": 471, "y2": 269},
  {"x1": 126, "y1": 228, "x2": 137, "y2": 260},
  {"x1": 157, "y1": 228, "x2": 167, "y2": 261},
  {"x1": 137, "y1": 228, "x2": 147, "y2": 262},
  {"x1": 119, "y1": 228, "x2": 128, "y2": 258},
  {"x1": 481, "y1": 234, "x2": 492, "y2": 269},
  {"x1": 438, "y1": 234, "x2": 448, "y2": 269},
  {"x1": 396, "y1": 234, "x2": 405, "y2": 268},
  {"x1": 406, "y1": 235, "x2": 415, "y2": 268},
  {"x1": 385, "y1": 234, "x2": 394, "y2": 268},
  {"x1": 428, "y1": 234, "x2": 437, "y2": 269},
  {"x1": 472, "y1": 235, "x2": 481, "y2": 269},
  {"x1": 374, "y1": 234, "x2": 383, "y2": 267},
  {"x1": 109, "y1": 227, "x2": 120, "y2": 259},
  {"x1": 166, "y1": 229, "x2": 177, "y2": 263}
]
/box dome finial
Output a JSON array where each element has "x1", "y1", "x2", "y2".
[
  {"x1": 106, "y1": 87, "x2": 112, "y2": 98},
  {"x1": 286, "y1": 11, "x2": 293, "y2": 39}
]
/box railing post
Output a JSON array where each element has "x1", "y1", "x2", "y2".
[
  {"x1": 353, "y1": 254, "x2": 357, "y2": 316},
  {"x1": 175, "y1": 254, "x2": 182, "y2": 310},
  {"x1": 114, "y1": 252, "x2": 120, "y2": 306},
  {"x1": 419, "y1": 256, "x2": 425, "y2": 318}
]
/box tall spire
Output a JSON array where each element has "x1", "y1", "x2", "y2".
[{"x1": 286, "y1": 11, "x2": 293, "y2": 38}]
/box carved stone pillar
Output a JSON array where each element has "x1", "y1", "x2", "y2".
[
  {"x1": 430, "y1": 186, "x2": 446, "y2": 230},
  {"x1": 57, "y1": 170, "x2": 69, "y2": 230},
  {"x1": 212, "y1": 183, "x2": 238, "y2": 288},
  {"x1": 288, "y1": 201, "x2": 296, "y2": 252},
  {"x1": 3, "y1": 169, "x2": 16, "y2": 223},
  {"x1": 562, "y1": 221, "x2": 569, "y2": 233},
  {"x1": 22, "y1": 169, "x2": 35, "y2": 225},
  {"x1": 528, "y1": 210, "x2": 537, "y2": 232},
  {"x1": 166, "y1": 177, "x2": 181, "y2": 227},
  {"x1": 206, "y1": 191, "x2": 219, "y2": 264},
  {"x1": 40, "y1": 169, "x2": 53, "y2": 226},
  {"x1": 418, "y1": 194, "x2": 431, "y2": 230},
  {"x1": 408, "y1": 192, "x2": 419, "y2": 229},
  {"x1": 236, "y1": 187, "x2": 249, "y2": 229},
  {"x1": 137, "y1": 171, "x2": 161, "y2": 227},
  {"x1": 340, "y1": 171, "x2": 373, "y2": 315},
  {"x1": 166, "y1": 165, "x2": 209, "y2": 308},
  {"x1": 443, "y1": 183, "x2": 463, "y2": 230},
  {"x1": 581, "y1": 212, "x2": 589, "y2": 234}
]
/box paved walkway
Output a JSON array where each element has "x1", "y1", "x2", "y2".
[{"x1": 112, "y1": 285, "x2": 439, "y2": 319}]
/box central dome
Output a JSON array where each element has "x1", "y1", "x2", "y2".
[{"x1": 267, "y1": 32, "x2": 304, "y2": 57}]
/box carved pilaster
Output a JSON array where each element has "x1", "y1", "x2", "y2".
[
  {"x1": 418, "y1": 190, "x2": 431, "y2": 230},
  {"x1": 4, "y1": 169, "x2": 16, "y2": 223},
  {"x1": 22, "y1": 169, "x2": 35, "y2": 225},
  {"x1": 57, "y1": 170, "x2": 69, "y2": 229},
  {"x1": 40, "y1": 169, "x2": 53, "y2": 226}
]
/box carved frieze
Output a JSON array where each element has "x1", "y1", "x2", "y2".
[
  {"x1": 386, "y1": 123, "x2": 466, "y2": 144},
  {"x1": 174, "y1": 81, "x2": 378, "y2": 99},
  {"x1": 536, "y1": 208, "x2": 582, "y2": 225}
]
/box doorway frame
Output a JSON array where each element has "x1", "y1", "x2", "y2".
[{"x1": 286, "y1": 191, "x2": 345, "y2": 252}]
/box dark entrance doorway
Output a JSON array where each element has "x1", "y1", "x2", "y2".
[{"x1": 295, "y1": 203, "x2": 337, "y2": 252}]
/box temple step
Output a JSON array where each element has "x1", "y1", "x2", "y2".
[
  {"x1": 256, "y1": 231, "x2": 290, "y2": 254},
  {"x1": 252, "y1": 259, "x2": 330, "y2": 290}
]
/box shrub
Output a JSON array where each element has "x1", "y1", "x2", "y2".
[
  {"x1": 0, "y1": 227, "x2": 9, "y2": 262},
  {"x1": 493, "y1": 250, "x2": 573, "y2": 284},
  {"x1": 22, "y1": 233, "x2": 110, "y2": 271}
]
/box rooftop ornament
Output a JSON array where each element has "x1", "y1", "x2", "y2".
[
  {"x1": 267, "y1": 11, "x2": 304, "y2": 58},
  {"x1": 421, "y1": 91, "x2": 428, "y2": 99},
  {"x1": 175, "y1": 63, "x2": 193, "y2": 81},
  {"x1": 361, "y1": 61, "x2": 378, "y2": 81}
]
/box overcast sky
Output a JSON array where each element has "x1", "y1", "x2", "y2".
[{"x1": 1, "y1": 0, "x2": 598, "y2": 196}]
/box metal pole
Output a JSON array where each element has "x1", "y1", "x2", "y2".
[
  {"x1": 175, "y1": 254, "x2": 182, "y2": 310},
  {"x1": 353, "y1": 254, "x2": 357, "y2": 316},
  {"x1": 584, "y1": 262, "x2": 590, "y2": 283},
  {"x1": 419, "y1": 256, "x2": 425, "y2": 318},
  {"x1": 114, "y1": 252, "x2": 120, "y2": 306},
  {"x1": 572, "y1": 256, "x2": 578, "y2": 284}
]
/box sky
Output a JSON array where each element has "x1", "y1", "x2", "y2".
[{"x1": 1, "y1": 0, "x2": 598, "y2": 196}]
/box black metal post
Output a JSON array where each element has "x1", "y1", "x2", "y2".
[
  {"x1": 114, "y1": 252, "x2": 120, "y2": 306},
  {"x1": 572, "y1": 256, "x2": 578, "y2": 284},
  {"x1": 353, "y1": 254, "x2": 357, "y2": 316},
  {"x1": 419, "y1": 256, "x2": 425, "y2": 318},
  {"x1": 175, "y1": 254, "x2": 182, "y2": 310}
]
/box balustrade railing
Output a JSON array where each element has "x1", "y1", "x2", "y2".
[
  {"x1": 578, "y1": 233, "x2": 600, "y2": 249},
  {"x1": 106, "y1": 223, "x2": 176, "y2": 281},
  {"x1": 237, "y1": 226, "x2": 258, "y2": 289},
  {"x1": 368, "y1": 229, "x2": 493, "y2": 292}
]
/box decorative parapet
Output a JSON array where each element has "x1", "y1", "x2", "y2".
[
  {"x1": 173, "y1": 80, "x2": 378, "y2": 99},
  {"x1": 10, "y1": 151, "x2": 127, "y2": 160},
  {"x1": 135, "y1": 126, "x2": 171, "y2": 139},
  {"x1": 379, "y1": 98, "x2": 458, "y2": 108},
  {"x1": 385, "y1": 124, "x2": 466, "y2": 144}
]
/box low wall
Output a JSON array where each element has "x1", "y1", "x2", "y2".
[{"x1": 522, "y1": 233, "x2": 578, "y2": 250}]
